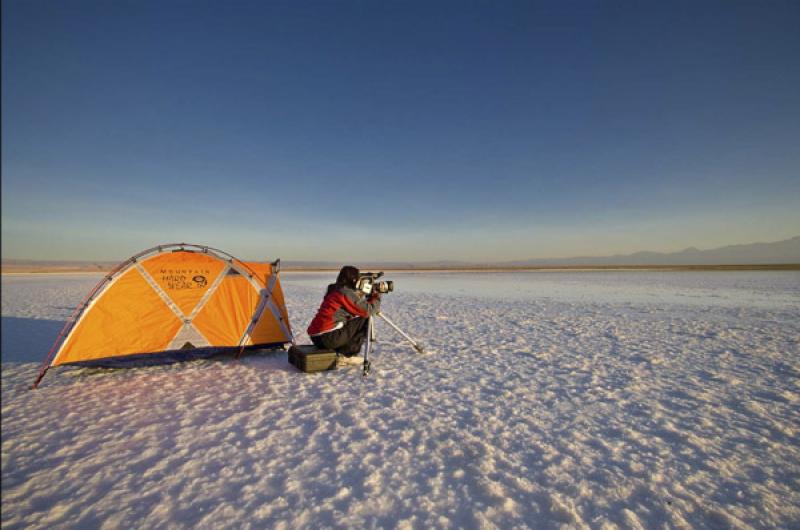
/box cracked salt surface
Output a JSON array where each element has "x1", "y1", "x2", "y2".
[{"x1": 2, "y1": 271, "x2": 799, "y2": 529}]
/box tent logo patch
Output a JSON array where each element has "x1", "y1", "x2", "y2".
[{"x1": 159, "y1": 269, "x2": 211, "y2": 290}]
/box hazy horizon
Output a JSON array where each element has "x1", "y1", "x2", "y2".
[
  {"x1": 3, "y1": 1, "x2": 799, "y2": 262},
  {"x1": 2, "y1": 235, "x2": 798, "y2": 265}
]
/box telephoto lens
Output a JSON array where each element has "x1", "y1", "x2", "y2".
[{"x1": 374, "y1": 281, "x2": 394, "y2": 294}]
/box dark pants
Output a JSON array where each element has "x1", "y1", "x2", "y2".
[{"x1": 311, "y1": 317, "x2": 369, "y2": 356}]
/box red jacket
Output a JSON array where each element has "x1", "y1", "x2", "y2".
[{"x1": 307, "y1": 285, "x2": 380, "y2": 336}]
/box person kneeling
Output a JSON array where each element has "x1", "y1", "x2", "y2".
[{"x1": 307, "y1": 266, "x2": 380, "y2": 357}]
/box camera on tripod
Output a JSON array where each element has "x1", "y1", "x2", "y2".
[{"x1": 356, "y1": 271, "x2": 394, "y2": 295}]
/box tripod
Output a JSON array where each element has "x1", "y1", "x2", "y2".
[{"x1": 362, "y1": 311, "x2": 425, "y2": 376}]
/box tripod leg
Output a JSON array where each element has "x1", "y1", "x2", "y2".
[
  {"x1": 377, "y1": 312, "x2": 425, "y2": 354},
  {"x1": 362, "y1": 316, "x2": 373, "y2": 376}
]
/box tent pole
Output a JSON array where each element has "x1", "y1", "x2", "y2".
[
  {"x1": 29, "y1": 266, "x2": 125, "y2": 389},
  {"x1": 29, "y1": 252, "x2": 149, "y2": 389},
  {"x1": 31, "y1": 368, "x2": 49, "y2": 390},
  {"x1": 30, "y1": 288, "x2": 104, "y2": 389}
]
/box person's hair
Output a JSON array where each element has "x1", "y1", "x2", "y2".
[{"x1": 328, "y1": 265, "x2": 359, "y2": 294}]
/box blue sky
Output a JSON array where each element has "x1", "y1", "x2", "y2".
[{"x1": 3, "y1": 0, "x2": 799, "y2": 262}]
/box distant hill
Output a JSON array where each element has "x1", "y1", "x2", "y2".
[
  {"x1": 282, "y1": 260, "x2": 471, "y2": 270},
  {"x1": 291, "y1": 236, "x2": 800, "y2": 268},
  {"x1": 3, "y1": 236, "x2": 799, "y2": 272},
  {"x1": 0, "y1": 259, "x2": 116, "y2": 273},
  {"x1": 503, "y1": 236, "x2": 800, "y2": 267}
]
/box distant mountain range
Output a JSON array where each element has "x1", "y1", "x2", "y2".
[
  {"x1": 2, "y1": 236, "x2": 799, "y2": 272},
  {"x1": 326, "y1": 236, "x2": 800, "y2": 269},
  {"x1": 501, "y1": 235, "x2": 800, "y2": 267}
]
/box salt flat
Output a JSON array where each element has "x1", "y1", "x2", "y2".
[{"x1": 2, "y1": 271, "x2": 799, "y2": 529}]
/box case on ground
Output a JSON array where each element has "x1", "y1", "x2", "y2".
[{"x1": 288, "y1": 344, "x2": 337, "y2": 373}]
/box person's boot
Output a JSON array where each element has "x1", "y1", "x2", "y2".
[{"x1": 336, "y1": 353, "x2": 363, "y2": 367}]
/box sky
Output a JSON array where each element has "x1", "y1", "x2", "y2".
[{"x1": 2, "y1": 0, "x2": 799, "y2": 263}]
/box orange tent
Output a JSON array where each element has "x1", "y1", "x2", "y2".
[{"x1": 33, "y1": 243, "x2": 293, "y2": 388}]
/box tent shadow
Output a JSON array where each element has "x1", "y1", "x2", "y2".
[
  {"x1": 1, "y1": 316, "x2": 64, "y2": 363},
  {"x1": 1, "y1": 316, "x2": 295, "y2": 385},
  {"x1": 237, "y1": 349, "x2": 297, "y2": 373},
  {"x1": 23, "y1": 348, "x2": 295, "y2": 391}
]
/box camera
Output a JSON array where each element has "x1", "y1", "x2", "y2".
[{"x1": 356, "y1": 271, "x2": 394, "y2": 295}]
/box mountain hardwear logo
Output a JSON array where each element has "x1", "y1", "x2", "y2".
[{"x1": 160, "y1": 271, "x2": 210, "y2": 290}]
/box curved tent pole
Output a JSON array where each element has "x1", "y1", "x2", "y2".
[
  {"x1": 234, "y1": 258, "x2": 294, "y2": 360},
  {"x1": 28, "y1": 244, "x2": 174, "y2": 389},
  {"x1": 267, "y1": 258, "x2": 294, "y2": 342},
  {"x1": 30, "y1": 253, "x2": 139, "y2": 389},
  {"x1": 31, "y1": 243, "x2": 284, "y2": 389}
]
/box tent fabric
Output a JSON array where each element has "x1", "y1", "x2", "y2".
[
  {"x1": 42, "y1": 244, "x2": 293, "y2": 372},
  {"x1": 54, "y1": 267, "x2": 185, "y2": 364}
]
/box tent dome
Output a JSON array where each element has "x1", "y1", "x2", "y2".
[{"x1": 33, "y1": 243, "x2": 293, "y2": 387}]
